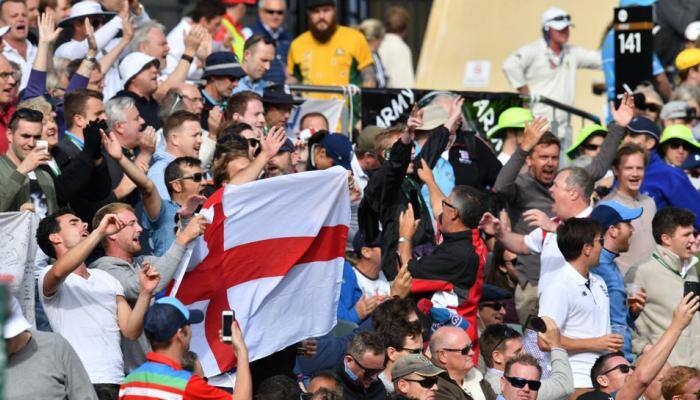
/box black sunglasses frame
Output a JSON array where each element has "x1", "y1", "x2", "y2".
[{"x1": 504, "y1": 376, "x2": 542, "y2": 390}]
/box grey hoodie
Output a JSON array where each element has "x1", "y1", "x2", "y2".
[{"x1": 89, "y1": 241, "x2": 187, "y2": 372}]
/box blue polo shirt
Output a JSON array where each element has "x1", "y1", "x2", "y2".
[{"x1": 140, "y1": 198, "x2": 180, "y2": 257}]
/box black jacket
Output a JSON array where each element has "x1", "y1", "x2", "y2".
[
  {"x1": 113, "y1": 90, "x2": 161, "y2": 130},
  {"x1": 358, "y1": 126, "x2": 449, "y2": 280},
  {"x1": 448, "y1": 131, "x2": 501, "y2": 190},
  {"x1": 337, "y1": 362, "x2": 389, "y2": 400}
]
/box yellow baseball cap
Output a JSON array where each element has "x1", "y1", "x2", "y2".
[{"x1": 675, "y1": 48, "x2": 700, "y2": 71}]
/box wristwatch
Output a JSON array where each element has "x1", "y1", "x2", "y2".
[
  {"x1": 398, "y1": 236, "x2": 410, "y2": 244},
  {"x1": 86, "y1": 57, "x2": 98, "y2": 65}
]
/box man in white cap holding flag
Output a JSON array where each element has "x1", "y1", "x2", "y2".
[{"x1": 502, "y1": 7, "x2": 601, "y2": 136}]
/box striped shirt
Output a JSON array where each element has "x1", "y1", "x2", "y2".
[{"x1": 119, "y1": 352, "x2": 231, "y2": 400}]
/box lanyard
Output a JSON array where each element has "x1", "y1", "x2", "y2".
[{"x1": 652, "y1": 252, "x2": 684, "y2": 278}]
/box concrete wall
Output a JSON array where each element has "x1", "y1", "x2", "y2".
[{"x1": 416, "y1": 0, "x2": 618, "y2": 123}]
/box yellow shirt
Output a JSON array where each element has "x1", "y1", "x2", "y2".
[{"x1": 288, "y1": 25, "x2": 373, "y2": 98}]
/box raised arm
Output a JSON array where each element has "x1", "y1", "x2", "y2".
[
  {"x1": 102, "y1": 129, "x2": 161, "y2": 220},
  {"x1": 416, "y1": 158, "x2": 446, "y2": 219},
  {"x1": 585, "y1": 93, "x2": 633, "y2": 181},
  {"x1": 494, "y1": 117, "x2": 549, "y2": 198},
  {"x1": 96, "y1": 15, "x2": 134, "y2": 78},
  {"x1": 478, "y1": 212, "x2": 531, "y2": 255},
  {"x1": 116, "y1": 263, "x2": 160, "y2": 340},
  {"x1": 230, "y1": 126, "x2": 286, "y2": 185},
  {"x1": 43, "y1": 214, "x2": 126, "y2": 297},
  {"x1": 155, "y1": 25, "x2": 205, "y2": 101},
  {"x1": 229, "y1": 320, "x2": 252, "y2": 400},
  {"x1": 616, "y1": 293, "x2": 700, "y2": 400}
]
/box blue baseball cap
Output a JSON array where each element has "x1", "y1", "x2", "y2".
[
  {"x1": 279, "y1": 138, "x2": 295, "y2": 154},
  {"x1": 590, "y1": 200, "x2": 643, "y2": 231},
  {"x1": 202, "y1": 52, "x2": 246, "y2": 80},
  {"x1": 352, "y1": 230, "x2": 382, "y2": 256},
  {"x1": 682, "y1": 153, "x2": 700, "y2": 170},
  {"x1": 320, "y1": 133, "x2": 352, "y2": 170},
  {"x1": 144, "y1": 297, "x2": 205, "y2": 341},
  {"x1": 627, "y1": 117, "x2": 660, "y2": 143}
]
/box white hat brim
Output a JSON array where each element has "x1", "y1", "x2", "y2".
[{"x1": 58, "y1": 11, "x2": 116, "y2": 28}]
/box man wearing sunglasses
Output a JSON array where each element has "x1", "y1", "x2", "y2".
[
  {"x1": 657, "y1": 125, "x2": 700, "y2": 168},
  {"x1": 338, "y1": 331, "x2": 388, "y2": 399},
  {"x1": 477, "y1": 285, "x2": 513, "y2": 333},
  {"x1": 392, "y1": 354, "x2": 443, "y2": 400},
  {"x1": 380, "y1": 319, "x2": 424, "y2": 393},
  {"x1": 582, "y1": 294, "x2": 700, "y2": 400},
  {"x1": 249, "y1": 0, "x2": 290, "y2": 85},
  {"x1": 502, "y1": 7, "x2": 601, "y2": 136},
  {"x1": 429, "y1": 326, "x2": 495, "y2": 400},
  {"x1": 499, "y1": 354, "x2": 542, "y2": 400}
]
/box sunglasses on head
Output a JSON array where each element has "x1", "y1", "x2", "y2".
[
  {"x1": 247, "y1": 138, "x2": 262, "y2": 157},
  {"x1": 402, "y1": 376, "x2": 438, "y2": 389},
  {"x1": 548, "y1": 15, "x2": 571, "y2": 22},
  {"x1": 505, "y1": 376, "x2": 542, "y2": 390},
  {"x1": 601, "y1": 364, "x2": 635, "y2": 375},
  {"x1": 440, "y1": 343, "x2": 474, "y2": 355}
]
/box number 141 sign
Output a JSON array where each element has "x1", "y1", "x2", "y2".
[{"x1": 614, "y1": 6, "x2": 653, "y2": 104}]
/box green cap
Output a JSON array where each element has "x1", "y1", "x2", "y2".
[
  {"x1": 659, "y1": 125, "x2": 700, "y2": 150},
  {"x1": 486, "y1": 107, "x2": 533, "y2": 139},
  {"x1": 565, "y1": 124, "x2": 608, "y2": 160},
  {"x1": 391, "y1": 354, "x2": 444, "y2": 380}
]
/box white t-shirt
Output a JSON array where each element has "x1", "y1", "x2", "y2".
[
  {"x1": 38, "y1": 266, "x2": 126, "y2": 384},
  {"x1": 523, "y1": 206, "x2": 592, "y2": 293},
  {"x1": 539, "y1": 263, "x2": 610, "y2": 388},
  {"x1": 354, "y1": 269, "x2": 391, "y2": 297}
]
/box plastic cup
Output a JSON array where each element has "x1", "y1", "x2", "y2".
[
  {"x1": 611, "y1": 324, "x2": 627, "y2": 337},
  {"x1": 625, "y1": 283, "x2": 641, "y2": 297}
]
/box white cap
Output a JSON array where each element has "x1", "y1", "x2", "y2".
[
  {"x1": 4, "y1": 297, "x2": 31, "y2": 339},
  {"x1": 541, "y1": 7, "x2": 573, "y2": 31},
  {"x1": 58, "y1": 1, "x2": 115, "y2": 28},
  {"x1": 119, "y1": 52, "x2": 157, "y2": 88},
  {"x1": 685, "y1": 21, "x2": 700, "y2": 42}
]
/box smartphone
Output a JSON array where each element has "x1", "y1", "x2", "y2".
[
  {"x1": 524, "y1": 315, "x2": 547, "y2": 333},
  {"x1": 221, "y1": 310, "x2": 235, "y2": 343},
  {"x1": 684, "y1": 282, "x2": 700, "y2": 303},
  {"x1": 36, "y1": 140, "x2": 48, "y2": 153}
]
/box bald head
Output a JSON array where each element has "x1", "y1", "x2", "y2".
[{"x1": 429, "y1": 327, "x2": 468, "y2": 364}]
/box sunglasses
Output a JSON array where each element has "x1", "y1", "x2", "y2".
[
  {"x1": 548, "y1": 15, "x2": 571, "y2": 22},
  {"x1": 505, "y1": 376, "x2": 542, "y2": 390},
  {"x1": 639, "y1": 103, "x2": 661, "y2": 113},
  {"x1": 601, "y1": 364, "x2": 635, "y2": 375},
  {"x1": 402, "y1": 376, "x2": 438, "y2": 389},
  {"x1": 397, "y1": 347, "x2": 423, "y2": 355},
  {"x1": 248, "y1": 138, "x2": 263, "y2": 157},
  {"x1": 441, "y1": 343, "x2": 474, "y2": 355},
  {"x1": 481, "y1": 301, "x2": 506, "y2": 311},
  {"x1": 442, "y1": 199, "x2": 458, "y2": 211},
  {"x1": 263, "y1": 8, "x2": 285, "y2": 15},
  {"x1": 582, "y1": 143, "x2": 600, "y2": 152},
  {"x1": 172, "y1": 172, "x2": 204, "y2": 183},
  {"x1": 667, "y1": 140, "x2": 693, "y2": 151},
  {"x1": 349, "y1": 354, "x2": 384, "y2": 378}
]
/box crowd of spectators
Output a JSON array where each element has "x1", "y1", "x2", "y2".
[{"x1": 1, "y1": 0, "x2": 700, "y2": 400}]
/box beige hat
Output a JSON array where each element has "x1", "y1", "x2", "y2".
[{"x1": 418, "y1": 105, "x2": 449, "y2": 131}]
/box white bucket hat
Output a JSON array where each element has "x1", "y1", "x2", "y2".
[
  {"x1": 4, "y1": 297, "x2": 31, "y2": 339},
  {"x1": 58, "y1": 0, "x2": 115, "y2": 29},
  {"x1": 119, "y1": 52, "x2": 158, "y2": 88}
]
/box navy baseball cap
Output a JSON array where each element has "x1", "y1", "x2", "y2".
[
  {"x1": 279, "y1": 138, "x2": 295, "y2": 154},
  {"x1": 320, "y1": 133, "x2": 352, "y2": 170},
  {"x1": 144, "y1": 297, "x2": 205, "y2": 341},
  {"x1": 202, "y1": 52, "x2": 246, "y2": 80},
  {"x1": 263, "y1": 84, "x2": 302, "y2": 106},
  {"x1": 353, "y1": 230, "x2": 382, "y2": 256},
  {"x1": 590, "y1": 200, "x2": 643, "y2": 231},
  {"x1": 480, "y1": 284, "x2": 513, "y2": 303},
  {"x1": 627, "y1": 117, "x2": 660, "y2": 143},
  {"x1": 682, "y1": 153, "x2": 700, "y2": 170}
]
